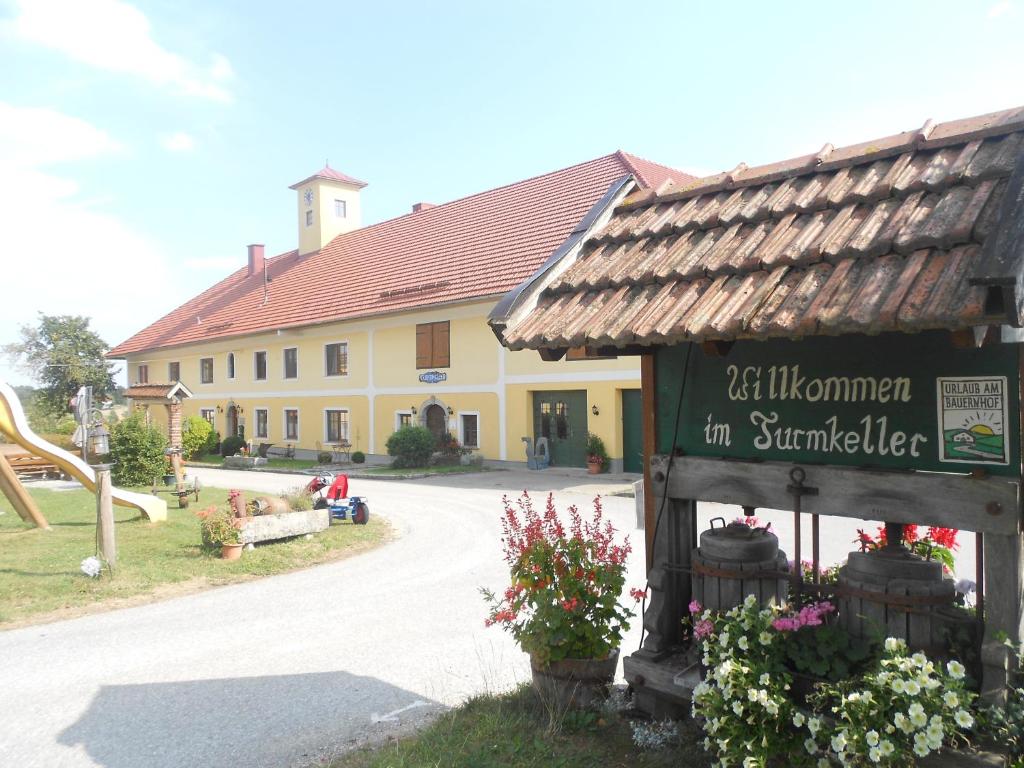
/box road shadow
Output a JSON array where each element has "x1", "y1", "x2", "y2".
[{"x1": 57, "y1": 670, "x2": 441, "y2": 768}]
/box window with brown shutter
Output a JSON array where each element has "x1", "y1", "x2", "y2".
[{"x1": 415, "y1": 321, "x2": 450, "y2": 369}]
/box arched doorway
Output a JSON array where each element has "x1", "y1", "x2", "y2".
[
  {"x1": 226, "y1": 405, "x2": 238, "y2": 438},
  {"x1": 424, "y1": 404, "x2": 446, "y2": 444}
]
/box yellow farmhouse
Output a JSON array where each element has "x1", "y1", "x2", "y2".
[{"x1": 109, "y1": 153, "x2": 691, "y2": 471}]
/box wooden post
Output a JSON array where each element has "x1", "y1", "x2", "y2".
[
  {"x1": 641, "y1": 352, "x2": 657, "y2": 570},
  {"x1": 95, "y1": 464, "x2": 116, "y2": 569},
  {"x1": 0, "y1": 454, "x2": 49, "y2": 529}
]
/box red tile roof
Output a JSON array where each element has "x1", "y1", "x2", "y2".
[
  {"x1": 288, "y1": 165, "x2": 368, "y2": 189},
  {"x1": 499, "y1": 107, "x2": 1024, "y2": 351},
  {"x1": 110, "y1": 152, "x2": 692, "y2": 357}
]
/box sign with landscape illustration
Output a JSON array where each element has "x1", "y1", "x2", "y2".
[{"x1": 655, "y1": 332, "x2": 1021, "y2": 477}]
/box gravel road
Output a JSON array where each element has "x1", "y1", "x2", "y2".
[{"x1": 0, "y1": 467, "x2": 977, "y2": 767}]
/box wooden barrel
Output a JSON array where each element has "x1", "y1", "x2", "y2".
[
  {"x1": 529, "y1": 649, "x2": 619, "y2": 710},
  {"x1": 691, "y1": 523, "x2": 788, "y2": 611},
  {"x1": 837, "y1": 548, "x2": 955, "y2": 652}
]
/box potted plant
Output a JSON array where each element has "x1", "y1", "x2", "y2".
[
  {"x1": 198, "y1": 506, "x2": 244, "y2": 560},
  {"x1": 482, "y1": 492, "x2": 634, "y2": 708},
  {"x1": 585, "y1": 432, "x2": 608, "y2": 474}
]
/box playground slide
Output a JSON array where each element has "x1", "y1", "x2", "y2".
[{"x1": 0, "y1": 381, "x2": 167, "y2": 521}]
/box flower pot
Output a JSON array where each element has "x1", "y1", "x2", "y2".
[
  {"x1": 163, "y1": 474, "x2": 176, "y2": 486},
  {"x1": 220, "y1": 542, "x2": 243, "y2": 560},
  {"x1": 529, "y1": 649, "x2": 619, "y2": 710},
  {"x1": 586, "y1": 460, "x2": 602, "y2": 475}
]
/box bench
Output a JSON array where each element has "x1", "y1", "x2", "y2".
[{"x1": 7, "y1": 455, "x2": 61, "y2": 480}]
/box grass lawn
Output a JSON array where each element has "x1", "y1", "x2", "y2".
[
  {"x1": 191, "y1": 453, "x2": 319, "y2": 471},
  {"x1": 0, "y1": 484, "x2": 390, "y2": 626},
  {"x1": 331, "y1": 685, "x2": 708, "y2": 768}
]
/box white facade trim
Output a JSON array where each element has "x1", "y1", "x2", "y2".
[{"x1": 504, "y1": 370, "x2": 640, "y2": 385}]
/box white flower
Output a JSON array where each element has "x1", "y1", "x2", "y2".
[
  {"x1": 946, "y1": 660, "x2": 966, "y2": 679},
  {"x1": 759, "y1": 631, "x2": 773, "y2": 646},
  {"x1": 911, "y1": 652, "x2": 928, "y2": 667},
  {"x1": 804, "y1": 737, "x2": 818, "y2": 754},
  {"x1": 737, "y1": 635, "x2": 749, "y2": 651},
  {"x1": 748, "y1": 688, "x2": 758, "y2": 702},
  {"x1": 759, "y1": 673, "x2": 771, "y2": 686},
  {"x1": 817, "y1": 760, "x2": 830, "y2": 768},
  {"x1": 831, "y1": 731, "x2": 848, "y2": 752},
  {"x1": 868, "y1": 746, "x2": 881, "y2": 763},
  {"x1": 891, "y1": 678, "x2": 906, "y2": 694},
  {"x1": 909, "y1": 705, "x2": 928, "y2": 729},
  {"x1": 720, "y1": 631, "x2": 731, "y2": 647},
  {"x1": 744, "y1": 594, "x2": 757, "y2": 608},
  {"x1": 904, "y1": 679, "x2": 921, "y2": 695},
  {"x1": 743, "y1": 757, "x2": 758, "y2": 768},
  {"x1": 954, "y1": 709, "x2": 974, "y2": 728},
  {"x1": 879, "y1": 739, "x2": 895, "y2": 756},
  {"x1": 884, "y1": 637, "x2": 904, "y2": 652},
  {"x1": 80, "y1": 556, "x2": 102, "y2": 578},
  {"x1": 732, "y1": 700, "x2": 743, "y2": 716},
  {"x1": 913, "y1": 741, "x2": 930, "y2": 757},
  {"x1": 807, "y1": 717, "x2": 821, "y2": 735},
  {"x1": 865, "y1": 730, "x2": 879, "y2": 746},
  {"x1": 792, "y1": 711, "x2": 806, "y2": 728},
  {"x1": 764, "y1": 699, "x2": 779, "y2": 716},
  {"x1": 929, "y1": 714, "x2": 943, "y2": 729},
  {"x1": 894, "y1": 712, "x2": 913, "y2": 734}
]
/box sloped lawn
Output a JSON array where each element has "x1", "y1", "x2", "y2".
[{"x1": 0, "y1": 484, "x2": 389, "y2": 626}]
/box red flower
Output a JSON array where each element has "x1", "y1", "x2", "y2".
[{"x1": 630, "y1": 587, "x2": 647, "y2": 602}]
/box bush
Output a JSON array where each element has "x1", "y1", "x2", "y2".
[
  {"x1": 586, "y1": 432, "x2": 609, "y2": 470},
  {"x1": 386, "y1": 425, "x2": 435, "y2": 468},
  {"x1": 351, "y1": 450, "x2": 366, "y2": 464},
  {"x1": 196, "y1": 506, "x2": 241, "y2": 547},
  {"x1": 316, "y1": 451, "x2": 332, "y2": 464},
  {"x1": 109, "y1": 411, "x2": 168, "y2": 486},
  {"x1": 220, "y1": 435, "x2": 245, "y2": 457},
  {"x1": 181, "y1": 415, "x2": 213, "y2": 459},
  {"x1": 434, "y1": 432, "x2": 467, "y2": 465},
  {"x1": 204, "y1": 429, "x2": 220, "y2": 456},
  {"x1": 281, "y1": 488, "x2": 313, "y2": 511}
]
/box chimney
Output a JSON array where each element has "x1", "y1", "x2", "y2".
[
  {"x1": 247, "y1": 243, "x2": 265, "y2": 276},
  {"x1": 412, "y1": 202, "x2": 435, "y2": 213}
]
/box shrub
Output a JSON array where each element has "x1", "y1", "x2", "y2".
[
  {"x1": 482, "y1": 492, "x2": 633, "y2": 664},
  {"x1": 196, "y1": 506, "x2": 241, "y2": 547},
  {"x1": 108, "y1": 411, "x2": 168, "y2": 486},
  {"x1": 433, "y1": 432, "x2": 466, "y2": 466},
  {"x1": 281, "y1": 488, "x2": 313, "y2": 511},
  {"x1": 585, "y1": 432, "x2": 609, "y2": 470},
  {"x1": 220, "y1": 435, "x2": 245, "y2": 457},
  {"x1": 386, "y1": 425, "x2": 435, "y2": 468},
  {"x1": 351, "y1": 450, "x2": 366, "y2": 464},
  {"x1": 181, "y1": 415, "x2": 213, "y2": 459},
  {"x1": 204, "y1": 429, "x2": 220, "y2": 456},
  {"x1": 316, "y1": 451, "x2": 332, "y2": 464}
]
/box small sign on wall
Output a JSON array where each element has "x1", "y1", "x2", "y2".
[
  {"x1": 419, "y1": 371, "x2": 447, "y2": 384},
  {"x1": 937, "y1": 376, "x2": 1009, "y2": 466}
]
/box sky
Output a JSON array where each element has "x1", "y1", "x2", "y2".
[{"x1": 0, "y1": 0, "x2": 1021, "y2": 387}]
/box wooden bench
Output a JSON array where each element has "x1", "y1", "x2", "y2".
[{"x1": 7, "y1": 454, "x2": 61, "y2": 480}]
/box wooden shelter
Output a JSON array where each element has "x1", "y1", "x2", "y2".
[
  {"x1": 491, "y1": 106, "x2": 1024, "y2": 709},
  {"x1": 124, "y1": 382, "x2": 193, "y2": 452}
]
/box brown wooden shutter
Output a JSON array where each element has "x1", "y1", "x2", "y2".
[
  {"x1": 416, "y1": 324, "x2": 432, "y2": 368},
  {"x1": 433, "y1": 321, "x2": 450, "y2": 367}
]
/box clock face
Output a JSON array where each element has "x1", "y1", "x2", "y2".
[{"x1": 303, "y1": 188, "x2": 313, "y2": 206}]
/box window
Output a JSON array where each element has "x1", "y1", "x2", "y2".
[
  {"x1": 305, "y1": 210, "x2": 313, "y2": 226},
  {"x1": 254, "y1": 351, "x2": 267, "y2": 380},
  {"x1": 284, "y1": 409, "x2": 299, "y2": 440},
  {"x1": 566, "y1": 346, "x2": 617, "y2": 361},
  {"x1": 460, "y1": 413, "x2": 479, "y2": 449},
  {"x1": 137, "y1": 364, "x2": 148, "y2": 384},
  {"x1": 227, "y1": 353, "x2": 235, "y2": 379},
  {"x1": 283, "y1": 347, "x2": 298, "y2": 379},
  {"x1": 415, "y1": 321, "x2": 450, "y2": 369},
  {"x1": 395, "y1": 411, "x2": 413, "y2": 430},
  {"x1": 325, "y1": 342, "x2": 348, "y2": 376},
  {"x1": 334, "y1": 199, "x2": 347, "y2": 218},
  {"x1": 325, "y1": 409, "x2": 349, "y2": 443},
  {"x1": 168, "y1": 361, "x2": 180, "y2": 381},
  {"x1": 200, "y1": 408, "x2": 215, "y2": 427},
  {"x1": 200, "y1": 357, "x2": 214, "y2": 384},
  {"x1": 254, "y1": 408, "x2": 268, "y2": 439}
]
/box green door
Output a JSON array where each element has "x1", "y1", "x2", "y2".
[
  {"x1": 533, "y1": 390, "x2": 587, "y2": 467},
  {"x1": 622, "y1": 389, "x2": 643, "y2": 473}
]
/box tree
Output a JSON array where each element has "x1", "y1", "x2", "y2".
[{"x1": 3, "y1": 314, "x2": 118, "y2": 414}]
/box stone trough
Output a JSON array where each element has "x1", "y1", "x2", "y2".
[{"x1": 240, "y1": 508, "x2": 328, "y2": 550}]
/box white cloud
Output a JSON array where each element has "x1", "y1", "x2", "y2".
[
  {"x1": 0, "y1": 102, "x2": 177, "y2": 387},
  {"x1": 11, "y1": 0, "x2": 234, "y2": 101},
  {"x1": 988, "y1": 1, "x2": 1014, "y2": 18},
  {"x1": 160, "y1": 132, "x2": 196, "y2": 152}
]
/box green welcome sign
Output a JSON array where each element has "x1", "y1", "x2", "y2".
[{"x1": 655, "y1": 332, "x2": 1020, "y2": 477}]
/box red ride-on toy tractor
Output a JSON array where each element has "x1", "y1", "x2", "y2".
[{"x1": 305, "y1": 473, "x2": 369, "y2": 525}]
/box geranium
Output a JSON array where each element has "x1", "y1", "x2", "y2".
[
  {"x1": 856, "y1": 525, "x2": 959, "y2": 574},
  {"x1": 482, "y1": 492, "x2": 633, "y2": 664}
]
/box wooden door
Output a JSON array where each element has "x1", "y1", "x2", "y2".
[
  {"x1": 532, "y1": 390, "x2": 587, "y2": 466},
  {"x1": 425, "y1": 404, "x2": 446, "y2": 444}
]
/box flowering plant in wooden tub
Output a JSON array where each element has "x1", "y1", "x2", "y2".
[{"x1": 483, "y1": 492, "x2": 634, "y2": 661}]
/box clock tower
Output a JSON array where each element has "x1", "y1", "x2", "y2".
[{"x1": 289, "y1": 165, "x2": 367, "y2": 255}]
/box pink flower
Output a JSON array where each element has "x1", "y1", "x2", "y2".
[
  {"x1": 630, "y1": 587, "x2": 648, "y2": 602},
  {"x1": 689, "y1": 599, "x2": 703, "y2": 614},
  {"x1": 694, "y1": 619, "x2": 714, "y2": 639}
]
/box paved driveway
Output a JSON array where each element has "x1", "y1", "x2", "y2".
[{"x1": 0, "y1": 467, "x2": 978, "y2": 767}]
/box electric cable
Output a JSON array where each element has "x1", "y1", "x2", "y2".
[{"x1": 637, "y1": 341, "x2": 693, "y2": 652}]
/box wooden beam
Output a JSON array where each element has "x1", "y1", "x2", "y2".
[
  {"x1": 649, "y1": 455, "x2": 1020, "y2": 535},
  {"x1": 641, "y1": 353, "x2": 657, "y2": 569},
  {"x1": 0, "y1": 454, "x2": 49, "y2": 529}
]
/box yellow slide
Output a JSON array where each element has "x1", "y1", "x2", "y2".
[{"x1": 0, "y1": 381, "x2": 167, "y2": 521}]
